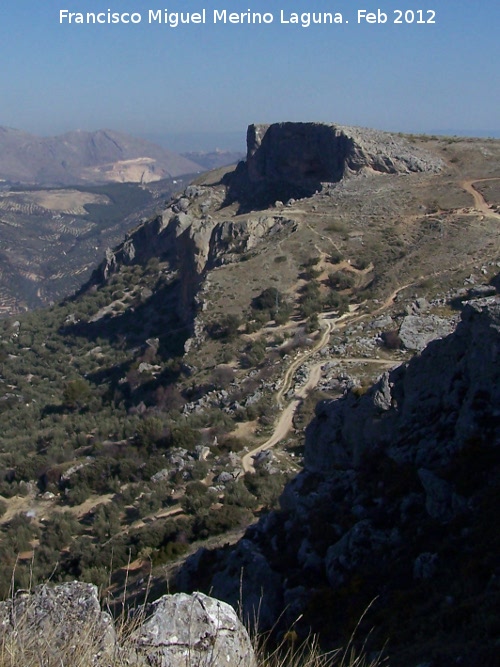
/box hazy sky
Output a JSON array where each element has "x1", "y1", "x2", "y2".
[{"x1": 1, "y1": 0, "x2": 499, "y2": 148}]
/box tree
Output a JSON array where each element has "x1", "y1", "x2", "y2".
[
  {"x1": 327, "y1": 271, "x2": 354, "y2": 290},
  {"x1": 252, "y1": 287, "x2": 282, "y2": 312},
  {"x1": 62, "y1": 378, "x2": 92, "y2": 411},
  {"x1": 208, "y1": 314, "x2": 241, "y2": 341}
]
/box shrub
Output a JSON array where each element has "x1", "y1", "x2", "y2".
[
  {"x1": 195, "y1": 504, "x2": 253, "y2": 538},
  {"x1": 302, "y1": 256, "x2": 321, "y2": 268},
  {"x1": 136, "y1": 416, "x2": 168, "y2": 449},
  {"x1": 300, "y1": 297, "x2": 321, "y2": 319},
  {"x1": 244, "y1": 469, "x2": 287, "y2": 508},
  {"x1": 323, "y1": 292, "x2": 349, "y2": 315},
  {"x1": 170, "y1": 424, "x2": 199, "y2": 451},
  {"x1": 303, "y1": 267, "x2": 322, "y2": 280},
  {"x1": 224, "y1": 480, "x2": 257, "y2": 509},
  {"x1": 217, "y1": 435, "x2": 245, "y2": 453},
  {"x1": 381, "y1": 330, "x2": 403, "y2": 350},
  {"x1": 273, "y1": 303, "x2": 293, "y2": 325},
  {"x1": 211, "y1": 365, "x2": 235, "y2": 389},
  {"x1": 240, "y1": 341, "x2": 266, "y2": 369},
  {"x1": 329, "y1": 250, "x2": 344, "y2": 264},
  {"x1": 252, "y1": 288, "x2": 282, "y2": 312},
  {"x1": 181, "y1": 481, "x2": 217, "y2": 515},
  {"x1": 207, "y1": 314, "x2": 241, "y2": 341},
  {"x1": 327, "y1": 271, "x2": 354, "y2": 290}
]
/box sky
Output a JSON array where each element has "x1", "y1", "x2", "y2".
[{"x1": 0, "y1": 0, "x2": 499, "y2": 150}]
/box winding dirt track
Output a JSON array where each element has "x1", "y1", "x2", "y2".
[
  {"x1": 242, "y1": 308, "x2": 364, "y2": 473},
  {"x1": 241, "y1": 176, "x2": 500, "y2": 474},
  {"x1": 461, "y1": 178, "x2": 500, "y2": 219}
]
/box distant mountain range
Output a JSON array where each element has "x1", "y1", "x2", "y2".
[{"x1": 0, "y1": 127, "x2": 203, "y2": 185}]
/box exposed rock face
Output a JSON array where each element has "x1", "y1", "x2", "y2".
[
  {"x1": 92, "y1": 183, "x2": 297, "y2": 333},
  {"x1": 398, "y1": 313, "x2": 457, "y2": 351},
  {"x1": 177, "y1": 297, "x2": 500, "y2": 666},
  {"x1": 246, "y1": 122, "x2": 443, "y2": 186},
  {"x1": 0, "y1": 584, "x2": 255, "y2": 667},
  {"x1": 224, "y1": 122, "x2": 443, "y2": 211}
]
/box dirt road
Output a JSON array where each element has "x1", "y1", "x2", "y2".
[
  {"x1": 461, "y1": 178, "x2": 500, "y2": 219},
  {"x1": 242, "y1": 305, "x2": 368, "y2": 473}
]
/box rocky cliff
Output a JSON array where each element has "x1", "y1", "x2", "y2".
[
  {"x1": 224, "y1": 122, "x2": 443, "y2": 209},
  {"x1": 246, "y1": 122, "x2": 443, "y2": 184},
  {"x1": 305, "y1": 297, "x2": 499, "y2": 473},
  {"x1": 177, "y1": 296, "x2": 500, "y2": 667},
  {"x1": 92, "y1": 182, "x2": 297, "y2": 336}
]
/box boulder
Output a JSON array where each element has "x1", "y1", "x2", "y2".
[
  {"x1": 0, "y1": 584, "x2": 256, "y2": 667},
  {"x1": 128, "y1": 592, "x2": 256, "y2": 667},
  {"x1": 398, "y1": 314, "x2": 456, "y2": 351},
  {"x1": 0, "y1": 582, "x2": 115, "y2": 665}
]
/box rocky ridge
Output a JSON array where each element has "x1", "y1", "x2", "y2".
[
  {"x1": 94, "y1": 182, "x2": 298, "y2": 331},
  {"x1": 246, "y1": 122, "x2": 443, "y2": 184}
]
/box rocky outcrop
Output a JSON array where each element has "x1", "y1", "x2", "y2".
[
  {"x1": 398, "y1": 313, "x2": 457, "y2": 351},
  {"x1": 91, "y1": 183, "x2": 297, "y2": 333},
  {"x1": 246, "y1": 122, "x2": 443, "y2": 186},
  {"x1": 177, "y1": 297, "x2": 500, "y2": 666},
  {"x1": 0, "y1": 582, "x2": 115, "y2": 665},
  {"x1": 0, "y1": 584, "x2": 255, "y2": 667},
  {"x1": 224, "y1": 122, "x2": 443, "y2": 211}
]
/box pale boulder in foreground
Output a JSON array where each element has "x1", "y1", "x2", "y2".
[{"x1": 0, "y1": 583, "x2": 256, "y2": 667}]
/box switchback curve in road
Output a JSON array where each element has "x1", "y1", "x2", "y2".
[{"x1": 461, "y1": 178, "x2": 500, "y2": 219}]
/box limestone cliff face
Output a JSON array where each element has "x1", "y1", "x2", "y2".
[
  {"x1": 246, "y1": 122, "x2": 443, "y2": 186},
  {"x1": 92, "y1": 183, "x2": 296, "y2": 328},
  {"x1": 224, "y1": 122, "x2": 443, "y2": 211}
]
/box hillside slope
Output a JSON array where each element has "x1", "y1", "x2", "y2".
[
  {"x1": 0, "y1": 127, "x2": 202, "y2": 185},
  {"x1": 0, "y1": 177, "x2": 195, "y2": 314}
]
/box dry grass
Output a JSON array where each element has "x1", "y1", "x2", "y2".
[
  {"x1": 254, "y1": 600, "x2": 386, "y2": 667},
  {"x1": 0, "y1": 611, "x2": 115, "y2": 667},
  {"x1": 0, "y1": 592, "x2": 386, "y2": 667},
  {"x1": 255, "y1": 635, "x2": 385, "y2": 667}
]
